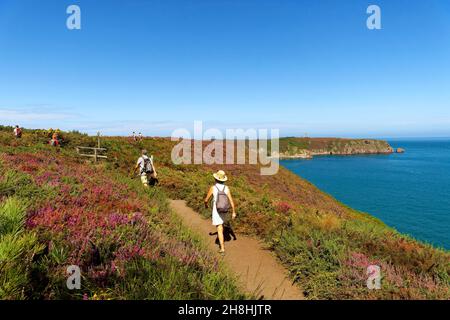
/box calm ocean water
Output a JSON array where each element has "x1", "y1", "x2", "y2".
[{"x1": 280, "y1": 139, "x2": 450, "y2": 250}]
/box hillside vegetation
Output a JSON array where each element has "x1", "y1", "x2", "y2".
[
  {"x1": 0, "y1": 126, "x2": 449, "y2": 299},
  {"x1": 0, "y1": 127, "x2": 244, "y2": 300}
]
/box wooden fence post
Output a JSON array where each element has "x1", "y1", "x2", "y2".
[{"x1": 75, "y1": 146, "x2": 107, "y2": 162}]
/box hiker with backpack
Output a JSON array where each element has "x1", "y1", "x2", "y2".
[
  {"x1": 13, "y1": 125, "x2": 22, "y2": 138},
  {"x1": 49, "y1": 131, "x2": 61, "y2": 146},
  {"x1": 134, "y1": 149, "x2": 158, "y2": 188},
  {"x1": 204, "y1": 170, "x2": 236, "y2": 255}
]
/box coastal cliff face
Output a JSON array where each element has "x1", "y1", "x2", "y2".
[{"x1": 276, "y1": 138, "x2": 394, "y2": 159}]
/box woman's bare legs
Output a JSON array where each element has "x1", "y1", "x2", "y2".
[{"x1": 217, "y1": 224, "x2": 225, "y2": 252}]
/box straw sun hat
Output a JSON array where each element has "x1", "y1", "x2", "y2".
[{"x1": 213, "y1": 170, "x2": 228, "y2": 182}]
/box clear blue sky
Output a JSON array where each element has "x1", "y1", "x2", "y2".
[{"x1": 1, "y1": 0, "x2": 449, "y2": 137}]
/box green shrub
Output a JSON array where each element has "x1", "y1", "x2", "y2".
[
  {"x1": 0, "y1": 197, "x2": 28, "y2": 235},
  {"x1": 0, "y1": 170, "x2": 34, "y2": 198},
  {"x1": 0, "y1": 197, "x2": 44, "y2": 300}
]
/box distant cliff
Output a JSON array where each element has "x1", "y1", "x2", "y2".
[{"x1": 274, "y1": 137, "x2": 394, "y2": 159}]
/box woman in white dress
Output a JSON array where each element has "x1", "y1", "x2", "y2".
[{"x1": 204, "y1": 170, "x2": 236, "y2": 255}]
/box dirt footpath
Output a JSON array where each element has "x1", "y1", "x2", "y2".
[{"x1": 169, "y1": 200, "x2": 304, "y2": 300}]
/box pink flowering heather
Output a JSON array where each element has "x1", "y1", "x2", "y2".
[
  {"x1": 275, "y1": 201, "x2": 293, "y2": 214},
  {"x1": 1, "y1": 152, "x2": 221, "y2": 297}
]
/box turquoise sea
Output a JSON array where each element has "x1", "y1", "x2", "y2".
[{"x1": 280, "y1": 139, "x2": 450, "y2": 250}]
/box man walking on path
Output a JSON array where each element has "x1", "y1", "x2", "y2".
[{"x1": 134, "y1": 149, "x2": 158, "y2": 188}]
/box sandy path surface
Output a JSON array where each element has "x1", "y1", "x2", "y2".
[{"x1": 169, "y1": 200, "x2": 304, "y2": 300}]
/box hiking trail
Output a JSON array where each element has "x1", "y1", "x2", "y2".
[{"x1": 169, "y1": 200, "x2": 304, "y2": 300}]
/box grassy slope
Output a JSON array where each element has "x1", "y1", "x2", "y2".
[
  {"x1": 0, "y1": 127, "x2": 244, "y2": 300},
  {"x1": 159, "y1": 151, "x2": 449, "y2": 299},
  {"x1": 1, "y1": 127, "x2": 449, "y2": 299}
]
